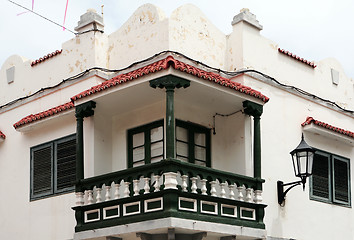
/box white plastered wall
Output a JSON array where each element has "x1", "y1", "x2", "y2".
[
  {"x1": 0, "y1": 105, "x2": 76, "y2": 240},
  {"x1": 111, "y1": 101, "x2": 165, "y2": 172}
]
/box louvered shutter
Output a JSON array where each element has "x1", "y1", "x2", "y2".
[
  {"x1": 32, "y1": 144, "x2": 53, "y2": 196},
  {"x1": 55, "y1": 137, "x2": 76, "y2": 191},
  {"x1": 333, "y1": 157, "x2": 349, "y2": 204},
  {"x1": 312, "y1": 153, "x2": 330, "y2": 200}
]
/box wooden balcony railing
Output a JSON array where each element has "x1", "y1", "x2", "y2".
[{"x1": 73, "y1": 159, "x2": 266, "y2": 232}]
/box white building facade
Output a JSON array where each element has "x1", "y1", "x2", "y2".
[{"x1": 0, "y1": 4, "x2": 353, "y2": 240}]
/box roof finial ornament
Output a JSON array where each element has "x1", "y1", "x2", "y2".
[{"x1": 231, "y1": 8, "x2": 263, "y2": 31}]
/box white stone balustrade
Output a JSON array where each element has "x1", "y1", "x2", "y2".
[{"x1": 75, "y1": 173, "x2": 262, "y2": 206}]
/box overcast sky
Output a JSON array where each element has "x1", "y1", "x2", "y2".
[{"x1": 1, "y1": 0, "x2": 353, "y2": 78}]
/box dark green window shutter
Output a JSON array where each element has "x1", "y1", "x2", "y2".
[
  {"x1": 32, "y1": 144, "x2": 53, "y2": 196},
  {"x1": 312, "y1": 153, "x2": 330, "y2": 200},
  {"x1": 31, "y1": 134, "x2": 76, "y2": 200},
  {"x1": 55, "y1": 137, "x2": 76, "y2": 191},
  {"x1": 333, "y1": 157, "x2": 349, "y2": 204}
]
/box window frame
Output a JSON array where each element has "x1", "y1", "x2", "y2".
[
  {"x1": 176, "y1": 119, "x2": 211, "y2": 167},
  {"x1": 310, "y1": 149, "x2": 351, "y2": 207},
  {"x1": 127, "y1": 120, "x2": 164, "y2": 168},
  {"x1": 30, "y1": 134, "x2": 76, "y2": 200}
]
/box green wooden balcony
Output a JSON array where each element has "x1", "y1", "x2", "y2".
[{"x1": 73, "y1": 159, "x2": 266, "y2": 233}]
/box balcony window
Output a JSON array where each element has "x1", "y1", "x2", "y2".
[
  {"x1": 128, "y1": 120, "x2": 164, "y2": 168},
  {"x1": 310, "y1": 150, "x2": 351, "y2": 206},
  {"x1": 176, "y1": 120, "x2": 211, "y2": 167},
  {"x1": 30, "y1": 134, "x2": 76, "y2": 200}
]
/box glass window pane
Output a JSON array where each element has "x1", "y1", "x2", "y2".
[
  {"x1": 195, "y1": 133, "x2": 206, "y2": 146},
  {"x1": 151, "y1": 156, "x2": 163, "y2": 164},
  {"x1": 195, "y1": 146, "x2": 206, "y2": 161},
  {"x1": 176, "y1": 127, "x2": 188, "y2": 142},
  {"x1": 177, "y1": 141, "x2": 188, "y2": 157},
  {"x1": 151, "y1": 141, "x2": 163, "y2": 158},
  {"x1": 177, "y1": 156, "x2": 189, "y2": 163},
  {"x1": 133, "y1": 146, "x2": 145, "y2": 162},
  {"x1": 195, "y1": 160, "x2": 206, "y2": 167},
  {"x1": 133, "y1": 132, "x2": 144, "y2": 147},
  {"x1": 151, "y1": 126, "x2": 163, "y2": 142},
  {"x1": 133, "y1": 161, "x2": 145, "y2": 167}
]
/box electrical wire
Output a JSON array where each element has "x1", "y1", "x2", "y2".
[
  {"x1": 8, "y1": 0, "x2": 77, "y2": 35},
  {"x1": 212, "y1": 110, "x2": 243, "y2": 135},
  {"x1": 0, "y1": 50, "x2": 353, "y2": 115}
]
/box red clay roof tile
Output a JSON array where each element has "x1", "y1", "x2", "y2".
[
  {"x1": 13, "y1": 102, "x2": 74, "y2": 129},
  {"x1": 71, "y1": 56, "x2": 270, "y2": 103},
  {"x1": 302, "y1": 116, "x2": 354, "y2": 138},
  {"x1": 278, "y1": 48, "x2": 317, "y2": 68},
  {"x1": 31, "y1": 50, "x2": 62, "y2": 67}
]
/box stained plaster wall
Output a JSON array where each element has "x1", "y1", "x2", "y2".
[
  {"x1": 0, "y1": 3, "x2": 353, "y2": 240},
  {"x1": 228, "y1": 19, "x2": 354, "y2": 111}
]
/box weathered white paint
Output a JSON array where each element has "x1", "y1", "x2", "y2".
[{"x1": 0, "y1": 3, "x2": 353, "y2": 240}]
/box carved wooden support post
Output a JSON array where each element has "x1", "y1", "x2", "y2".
[
  {"x1": 150, "y1": 75, "x2": 190, "y2": 159},
  {"x1": 243, "y1": 100, "x2": 263, "y2": 190},
  {"x1": 75, "y1": 101, "x2": 96, "y2": 192}
]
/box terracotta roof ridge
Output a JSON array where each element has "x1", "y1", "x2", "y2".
[
  {"x1": 278, "y1": 48, "x2": 316, "y2": 68},
  {"x1": 0, "y1": 130, "x2": 5, "y2": 140},
  {"x1": 71, "y1": 55, "x2": 270, "y2": 103},
  {"x1": 31, "y1": 49, "x2": 63, "y2": 67},
  {"x1": 302, "y1": 116, "x2": 354, "y2": 138},
  {"x1": 13, "y1": 101, "x2": 74, "y2": 129}
]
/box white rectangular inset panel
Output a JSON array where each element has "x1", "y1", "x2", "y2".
[
  {"x1": 84, "y1": 209, "x2": 100, "y2": 223},
  {"x1": 144, "y1": 197, "x2": 163, "y2": 213},
  {"x1": 200, "y1": 200, "x2": 218, "y2": 215},
  {"x1": 221, "y1": 204, "x2": 238, "y2": 218},
  {"x1": 178, "y1": 197, "x2": 197, "y2": 212},
  {"x1": 103, "y1": 205, "x2": 120, "y2": 219},
  {"x1": 123, "y1": 201, "x2": 141, "y2": 216}
]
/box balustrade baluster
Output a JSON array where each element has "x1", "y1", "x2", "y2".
[
  {"x1": 96, "y1": 188, "x2": 102, "y2": 203},
  {"x1": 245, "y1": 188, "x2": 252, "y2": 203},
  {"x1": 210, "y1": 181, "x2": 217, "y2": 197},
  {"x1": 87, "y1": 190, "x2": 94, "y2": 204},
  {"x1": 144, "y1": 177, "x2": 150, "y2": 194},
  {"x1": 75, "y1": 192, "x2": 84, "y2": 206},
  {"x1": 200, "y1": 179, "x2": 207, "y2": 195},
  {"x1": 124, "y1": 182, "x2": 130, "y2": 197},
  {"x1": 133, "y1": 180, "x2": 140, "y2": 196},
  {"x1": 254, "y1": 190, "x2": 263, "y2": 204},
  {"x1": 237, "y1": 185, "x2": 244, "y2": 201},
  {"x1": 114, "y1": 183, "x2": 120, "y2": 199},
  {"x1": 181, "y1": 175, "x2": 188, "y2": 192},
  {"x1": 220, "y1": 182, "x2": 226, "y2": 198},
  {"x1": 229, "y1": 184, "x2": 235, "y2": 200},
  {"x1": 154, "y1": 175, "x2": 161, "y2": 192},
  {"x1": 105, "y1": 185, "x2": 111, "y2": 201},
  {"x1": 190, "y1": 177, "x2": 198, "y2": 194}
]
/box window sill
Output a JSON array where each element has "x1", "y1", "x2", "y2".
[
  {"x1": 310, "y1": 196, "x2": 351, "y2": 208},
  {"x1": 30, "y1": 188, "x2": 75, "y2": 202}
]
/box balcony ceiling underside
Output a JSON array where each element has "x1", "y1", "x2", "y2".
[{"x1": 90, "y1": 70, "x2": 255, "y2": 117}]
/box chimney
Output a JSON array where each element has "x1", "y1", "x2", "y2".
[
  {"x1": 231, "y1": 8, "x2": 263, "y2": 31},
  {"x1": 75, "y1": 9, "x2": 104, "y2": 33}
]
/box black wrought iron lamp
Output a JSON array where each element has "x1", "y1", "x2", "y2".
[{"x1": 277, "y1": 134, "x2": 315, "y2": 205}]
